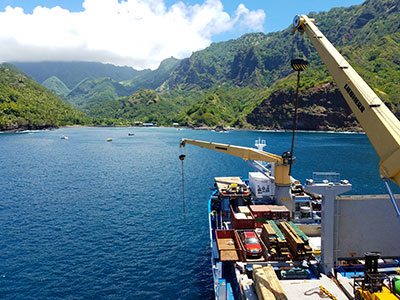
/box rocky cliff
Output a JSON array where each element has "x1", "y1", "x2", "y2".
[{"x1": 246, "y1": 83, "x2": 360, "y2": 131}]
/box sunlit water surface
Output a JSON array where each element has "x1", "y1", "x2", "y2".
[{"x1": 0, "y1": 127, "x2": 397, "y2": 299}]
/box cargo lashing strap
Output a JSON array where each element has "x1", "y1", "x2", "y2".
[{"x1": 304, "y1": 285, "x2": 338, "y2": 300}]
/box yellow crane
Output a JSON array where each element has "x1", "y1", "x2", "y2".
[
  {"x1": 291, "y1": 15, "x2": 400, "y2": 189},
  {"x1": 292, "y1": 15, "x2": 400, "y2": 300},
  {"x1": 180, "y1": 139, "x2": 292, "y2": 185}
]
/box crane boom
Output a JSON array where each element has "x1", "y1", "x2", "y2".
[
  {"x1": 292, "y1": 15, "x2": 400, "y2": 187},
  {"x1": 180, "y1": 138, "x2": 291, "y2": 185}
]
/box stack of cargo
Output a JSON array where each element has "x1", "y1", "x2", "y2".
[
  {"x1": 288, "y1": 221, "x2": 309, "y2": 242},
  {"x1": 267, "y1": 205, "x2": 290, "y2": 221},
  {"x1": 250, "y1": 205, "x2": 290, "y2": 227},
  {"x1": 260, "y1": 221, "x2": 290, "y2": 260},
  {"x1": 238, "y1": 206, "x2": 252, "y2": 215},
  {"x1": 230, "y1": 206, "x2": 255, "y2": 229},
  {"x1": 279, "y1": 222, "x2": 312, "y2": 260},
  {"x1": 250, "y1": 205, "x2": 271, "y2": 228},
  {"x1": 253, "y1": 264, "x2": 288, "y2": 300},
  {"x1": 260, "y1": 223, "x2": 278, "y2": 258}
]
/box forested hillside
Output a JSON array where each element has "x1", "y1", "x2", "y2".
[
  {"x1": 42, "y1": 76, "x2": 70, "y2": 97},
  {"x1": 7, "y1": 0, "x2": 399, "y2": 130},
  {"x1": 14, "y1": 58, "x2": 181, "y2": 112},
  {"x1": 173, "y1": 0, "x2": 399, "y2": 128},
  {"x1": 0, "y1": 64, "x2": 86, "y2": 131}
]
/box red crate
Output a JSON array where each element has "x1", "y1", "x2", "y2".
[
  {"x1": 249, "y1": 205, "x2": 271, "y2": 219},
  {"x1": 230, "y1": 205, "x2": 255, "y2": 229}
]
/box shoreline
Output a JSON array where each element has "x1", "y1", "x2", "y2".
[{"x1": 0, "y1": 124, "x2": 366, "y2": 135}]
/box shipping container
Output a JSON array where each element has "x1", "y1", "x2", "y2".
[
  {"x1": 266, "y1": 205, "x2": 290, "y2": 221},
  {"x1": 248, "y1": 172, "x2": 275, "y2": 198},
  {"x1": 249, "y1": 205, "x2": 271, "y2": 219}
]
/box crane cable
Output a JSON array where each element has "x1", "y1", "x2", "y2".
[
  {"x1": 289, "y1": 70, "x2": 301, "y2": 176},
  {"x1": 179, "y1": 154, "x2": 186, "y2": 223},
  {"x1": 289, "y1": 31, "x2": 308, "y2": 175}
]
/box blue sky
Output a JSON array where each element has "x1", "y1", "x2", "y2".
[{"x1": 0, "y1": 0, "x2": 364, "y2": 69}]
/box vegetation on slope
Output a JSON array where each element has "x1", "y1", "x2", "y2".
[
  {"x1": 66, "y1": 77, "x2": 132, "y2": 111},
  {"x1": 6, "y1": 0, "x2": 399, "y2": 131},
  {"x1": 88, "y1": 89, "x2": 201, "y2": 125},
  {"x1": 122, "y1": 57, "x2": 180, "y2": 91},
  {"x1": 244, "y1": 0, "x2": 400, "y2": 130},
  {"x1": 42, "y1": 76, "x2": 70, "y2": 97},
  {"x1": 13, "y1": 61, "x2": 147, "y2": 90},
  {"x1": 175, "y1": 88, "x2": 268, "y2": 127},
  {"x1": 0, "y1": 64, "x2": 86, "y2": 131}
]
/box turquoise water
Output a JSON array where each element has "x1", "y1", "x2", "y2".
[{"x1": 0, "y1": 127, "x2": 398, "y2": 299}]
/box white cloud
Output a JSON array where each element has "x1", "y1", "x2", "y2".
[{"x1": 0, "y1": 0, "x2": 265, "y2": 69}]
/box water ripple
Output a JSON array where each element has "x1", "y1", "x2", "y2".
[{"x1": 0, "y1": 127, "x2": 395, "y2": 299}]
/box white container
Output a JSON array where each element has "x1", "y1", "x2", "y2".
[
  {"x1": 235, "y1": 213, "x2": 247, "y2": 219},
  {"x1": 238, "y1": 206, "x2": 251, "y2": 214},
  {"x1": 248, "y1": 172, "x2": 275, "y2": 198}
]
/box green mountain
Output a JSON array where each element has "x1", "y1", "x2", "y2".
[
  {"x1": 88, "y1": 89, "x2": 200, "y2": 125},
  {"x1": 47, "y1": 57, "x2": 181, "y2": 112},
  {"x1": 123, "y1": 57, "x2": 180, "y2": 91},
  {"x1": 163, "y1": 32, "x2": 290, "y2": 90},
  {"x1": 175, "y1": 88, "x2": 268, "y2": 127},
  {"x1": 165, "y1": 0, "x2": 398, "y2": 93},
  {"x1": 66, "y1": 77, "x2": 132, "y2": 111},
  {"x1": 42, "y1": 76, "x2": 70, "y2": 97},
  {"x1": 12, "y1": 61, "x2": 148, "y2": 89},
  {"x1": 167, "y1": 0, "x2": 399, "y2": 129},
  {"x1": 0, "y1": 64, "x2": 86, "y2": 131},
  {"x1": 243, "y1": 0, "x2": 400, "y2": 130},
  {"x1": 8, "y1": 0, "x2": 399, "y2": 130}
]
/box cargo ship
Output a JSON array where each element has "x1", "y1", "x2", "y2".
[
  {"x1": 180, "y1": 136, "x2": 400, "y2": 300},
  {"x1": 180, "y1": 15, "x2": 400, "y2": 300}
]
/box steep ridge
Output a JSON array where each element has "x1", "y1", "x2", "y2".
[
  {"x1": 42, "y1": 76, "x2": 70, "y2": 97},
  {"x1": 7, "y1": 0, "x2": 399, "y2": 130},
  {"x1": 177, "y1": 0, "x2": 399, "y2": 129},
  {"x1": 66, "y1": 77, "x2": 131, "y2": 111},
  {"x1": 0, "y1": 64, "x2": 85, "y2": 131},
  {"x1": 12, "y1": 61, "x2": 146, "y2": 90}
]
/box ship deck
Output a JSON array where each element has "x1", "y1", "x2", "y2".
[{"x1": 279, "y1": 274, "x2": 350, "y2": 300}]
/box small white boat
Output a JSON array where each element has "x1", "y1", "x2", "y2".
[
  {"x1": 106, "y1": 138, "x2": 112, "y2": 142},
  {"x1": 61, "y1": 135, "x2": 68, "y2": 140}
]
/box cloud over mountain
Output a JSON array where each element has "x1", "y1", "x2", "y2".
[{"x1": 0, "y1": 0, "x2": 265, "y2": 69}]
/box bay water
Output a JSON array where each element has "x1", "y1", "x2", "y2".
[{"x1": 0, "y1": 127, "x2": 398, "y2": 299}]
